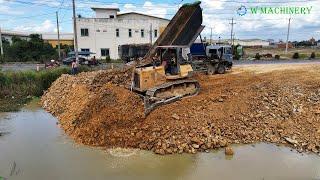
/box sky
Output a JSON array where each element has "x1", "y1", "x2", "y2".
[{"x1": 0, "y1": 0, "x2": 320, "y2": 41}]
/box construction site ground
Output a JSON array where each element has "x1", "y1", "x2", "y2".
[{"x1": 41, "y1": 62, "x2": 320, "y2": 155}]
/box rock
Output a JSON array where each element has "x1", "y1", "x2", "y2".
[
  {"x1": 219, "y1": 139, "x2": 227, "y2": 147},
  {"x1": 172, "y1": 114, "x2": 180, "y2": 120},
  {"x1": 158, "y1": 149, "x2": 165, "y2": 155},
  {"x1": 284, "y1": 137, "x2": 298, "y2": 145},
  {"x1": 225, "y1": 146, "x2": 234, "y2": 155},
  {"x1": 192, "y1": 144, "x2": 200, "y2": 149},
  {"x1": 218, "y1": 98, "x2": 224, "y2": 102},
  {"x1": 191, "y1": 137, "x2": 202, "y2": 144}
]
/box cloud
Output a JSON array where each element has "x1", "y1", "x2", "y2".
[
  {"x1": 199, "y1": 0, "x2": 320, "y2": 40},
  {"x1": 54, "y1": 27, "x2": 63, "y2": 33},
  {"x1": 76, "y1": 1, "x2": 118, "y2": 9},
  {"x1": 0, "y1": 5, "x2": 23, "y2": 15},
  {"x1": 34, "y1": 0, "x2": 61, "y2": 7},
  {"x1": 122, "y1": 1, "x2": 172, "y2": 18},
  {"x1": 13, "y1": 19, "x2": 55, "y2": 32},
  {"x1": 202, "y1": 0, "x2": 225, "y2": 9},
  {"x1": 4, "y1": 0, "x2": 319, "y2": 40}
]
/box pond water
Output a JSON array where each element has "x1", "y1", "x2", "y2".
[{"x1": 0, "y1": 102, "x2": 320, "y2": 180}]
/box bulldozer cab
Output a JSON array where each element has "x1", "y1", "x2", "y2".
[{"x1": 155, "y1": 45, "x2": 192, "y2": 79}]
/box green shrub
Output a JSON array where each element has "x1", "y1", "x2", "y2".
[
  {"x1": 292, "y1": 52, "x2": 300, "y2": 59},
  {"x1": 0, "y1": 55, "x2": 4, "y2": 64},
  {"x1": 105, "y1": 56, "x2": 111, "y2": 63},
  {"x1": 310, "y1": 52, "x2": 316, "y2": 59},
  {"x1": 0, "y1": 66, "x2": 91, "y2": 111},
  {"x1": 255, "y1": 53, "x2": 261, "y2": 60}
]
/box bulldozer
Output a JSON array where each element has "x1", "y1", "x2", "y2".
[{"x1": 129, "y1": 1, "x2": 204, "y2": 114}]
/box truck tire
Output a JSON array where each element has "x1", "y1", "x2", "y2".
[
  {"x1": 216, "y1": 64, "x2": 226, "y2": 74},
  {"x1": 207, "y1": 64, "x2": 216, "y2": 75}
]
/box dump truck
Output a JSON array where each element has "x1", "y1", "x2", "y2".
[
  {"x1": 190, "y1": 43, "x2": 233, "y2": 74},
  {"x1": 129, "y1": 1, "x2": 204, "y2": 114}
]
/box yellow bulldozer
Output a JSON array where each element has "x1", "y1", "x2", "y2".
[{"x1": 130, "y1": 1, "x2": 204, "y2": 114}]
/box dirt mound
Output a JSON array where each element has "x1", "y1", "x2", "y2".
[
  {"x1": 42, "y1": 68, "x2": 145, "y2": 146},
  {"x1": 42, "y1": 65, "x2": 320, "y2": 155}
]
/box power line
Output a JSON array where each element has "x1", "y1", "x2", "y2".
[{"x1": 0, "y1": 12, "x2": 56, "y2": 20}]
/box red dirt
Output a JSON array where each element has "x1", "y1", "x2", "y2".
[{"x1": 41, "y1": 64, "x2": 320, "y2": 154}]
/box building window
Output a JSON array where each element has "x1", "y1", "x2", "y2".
[
  {"x1": 116, "y1": 29, "x2": 119, "y2": 37},
  {"x1": 110, "y1": 15, "x2": 114, "y2": 18},
  {"x1": 141, "y1": 29, "x2": 144, "y2": 38},
  {"x1": 81, "y1": 28, "x2": 89, "y2": 36},
  {"x1": 128, "y1": 29, "x2": 132, "y2": 38},
  {"x1": 81, "y1": 48, "x2": 90, "y2": 52},
  {"x1": 101, "y1": 48, "x2": 110, "y2": 57},
  {"x1": 154, "y1": 29, "x2": 158, "y2": 38}
]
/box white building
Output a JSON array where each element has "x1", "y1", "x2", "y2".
[
  {"x1": 210, "y1": 39, "x2": 270, "y2": 47},
  {"x1": 76, "y1": 7, "x2": 170, "y2": 59},
  {"x1": 232, "y1": 39, "x2": 270, "y2": 47},
  {"x1": 1, "y1": 30, "x2": 30, "y2": 44}
]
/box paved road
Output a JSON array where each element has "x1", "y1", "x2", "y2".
[
  {"x1": 233, "y1": 59, "x2": 320, "y2": 66},
  {"x1": 0, "y1": 63, "x2": 45, "y2": 72},
  {"x1": 1, "y1": 59, "x2": 320, "y2": 72},
  {"x1": 0, "y1": 62, "x2": 124, "y2": 72}
]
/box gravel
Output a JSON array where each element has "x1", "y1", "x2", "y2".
[{"x1": 41, "y1": 64, "x2": 320, "y2": 155}]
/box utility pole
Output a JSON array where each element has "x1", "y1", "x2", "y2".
[
  {"x1": 72, "y1": 0, "x2": 79, "y2": 61},
  {"x1": 229, "y1": 18, "x2": 236, "y2": 46},
  {"x1": 210, "y1": 27, "x2": 213, "y2": 45},
  {"x1": 56, "y1": 11, "x2": 61, "y2": 60},
  {"x1": 232, "y1": 33, "x2": 235, "y2": 46},
  {"x1": 285, "y1": 17, "x2": 291, "y2": 54},
  {"x1": 150, "y1": 23, "x2": 153, "y2": 45},
  {"x1": 0, "y1": 26, "x2": 3, "y2": 56}
]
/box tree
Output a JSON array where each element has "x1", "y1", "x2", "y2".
[
  {"x1": 3, "y1": 34, "x2": 57, "y2": 62},
  {"x1": 11, "y1": 36, "x2": 22, "y2": 43}
]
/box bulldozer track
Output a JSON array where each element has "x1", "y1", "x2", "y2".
[{"x1": 144, "y1": 79, "x2": 200, "y2": 115}]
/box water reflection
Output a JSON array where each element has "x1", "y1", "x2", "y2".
[{"x1": 0, "y1": 105, "x2": 319, "y2": 180}]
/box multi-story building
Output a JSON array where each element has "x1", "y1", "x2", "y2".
[
  {"x1": 42, "y1": 33, "x2": 74, "y2": 48},
  {"x1": 76, "y1": 7, "x2": 170, "y2": 59}
]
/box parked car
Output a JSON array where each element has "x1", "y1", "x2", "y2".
[
  {"x1": 65, "y1": 51, "x2": 99, "y2": 66},
  {"x1": 45, "y1": 60, "x2": 60, "y2": 69},
  {"x1": 62, "y1": 56, "x2": 86, "y2": 65}
]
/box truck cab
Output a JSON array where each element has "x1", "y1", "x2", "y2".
[{"x1": 206, "y1": 45, "x2": 233, "y2": 62}]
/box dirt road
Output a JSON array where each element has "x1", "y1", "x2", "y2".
[{"x1": 41, "y1": 62, "x2": 320, "y2": 155}]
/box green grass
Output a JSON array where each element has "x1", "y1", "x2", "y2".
[
  {"x1": 298, "y1": 53, "x2": 309, "y2": 59},
  {"x1": 0, "y1": 66, "x2": 90, "y2": 112}
]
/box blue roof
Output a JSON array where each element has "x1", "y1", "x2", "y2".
[{"x1": 68, "y1": 51, "x2": 95, "y2": 56}]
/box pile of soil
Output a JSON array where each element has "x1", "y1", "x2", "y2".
[{"x1": 41, "y1": 65, "x2": 320, "y2": 155}]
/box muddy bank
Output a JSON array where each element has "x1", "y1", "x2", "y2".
[{"x1": 41, "y1": 64, "x2": 320, "y2": 154}]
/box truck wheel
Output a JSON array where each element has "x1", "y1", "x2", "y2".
[
  {"x1": 216, "y1": 64, "x2": 226, "y2": 74},
  {"x1": 207, "y1": 64, "x2": 215, "y2": 75}
]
